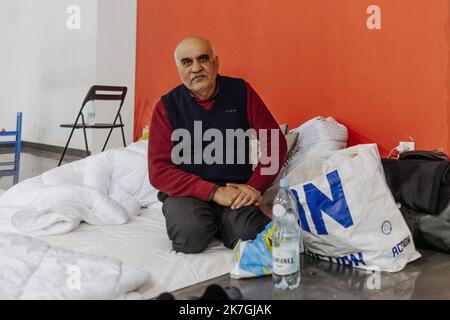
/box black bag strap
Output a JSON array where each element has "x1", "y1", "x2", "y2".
[{"x1": 399, "y1": 150, "x2": 448, "y2": 161}]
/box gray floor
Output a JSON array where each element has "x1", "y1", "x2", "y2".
[
  {"x1": 172, "y1": 249, "x2": 450, "y2": 300},
  {"x1": 1, "y1": 146, "x2": 450, "y2": 300}
]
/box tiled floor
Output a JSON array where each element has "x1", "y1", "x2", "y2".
[{"x1": 1, "y1": 146, "x2": 450, "y2": 300}]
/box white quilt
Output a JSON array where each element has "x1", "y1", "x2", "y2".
[
  {"x1": 0, "y1": 141, "x2": 158, "y2": 236},
  {"x1": 0, "y1": 232, "x2": 150, "y2": 299}
]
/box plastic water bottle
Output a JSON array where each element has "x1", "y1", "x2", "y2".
[
  {"x1": 82, "y1": 100, "x2": 96, "y2": 126},
  {"x1": 272, "y1": 178, "x2": 301, "y2": 290}
]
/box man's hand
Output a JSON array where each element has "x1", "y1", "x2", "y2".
[
  {"x1": 226, "y1": 183, "x2": 261, "y2": 210},
  {"x1": 212, "y1": 186, "x2": 242, "y2": 207}
]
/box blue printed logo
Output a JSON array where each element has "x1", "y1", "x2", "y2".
[{"x1": 291, "y1": 170, "x2": 353, "y2": 235}]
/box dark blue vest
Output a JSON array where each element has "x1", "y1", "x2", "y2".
[{"x1": 162, "y1": 75, "x2": 253, "y2": 186}]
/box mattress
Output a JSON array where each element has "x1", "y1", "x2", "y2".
[{"x1": 39, "y1": 205, "x2": 235, "y2": 299}]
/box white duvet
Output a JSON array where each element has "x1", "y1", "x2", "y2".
[
  {"x1": 0, "y1": 233, "x2": 150, "y2": 299},
  {"x1": 0, "y1": 141, "x2": 158, "y2": 236}
]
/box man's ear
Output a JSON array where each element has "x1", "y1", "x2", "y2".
[{"x1": 214, "y1": 55, "x2": 219, "y2": 69}]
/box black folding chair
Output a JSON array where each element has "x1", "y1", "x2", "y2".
[{"x1": 58, "y1": 85, "x2": 127, "y2": 166}]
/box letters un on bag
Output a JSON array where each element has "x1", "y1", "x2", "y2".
[{"x1": 292, "y1": 170, "x2": 353, "y2": 236}]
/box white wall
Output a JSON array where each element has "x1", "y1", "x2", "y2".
[
  {"x1": 0, "y1": 0, "x2": 30, "y2": 135},
  {"x1": 92, "y1": 0, "x2": 136, "y2": 153},
  {"x1": 0, "y1": 0, "x2": 136, "y2": 153}
]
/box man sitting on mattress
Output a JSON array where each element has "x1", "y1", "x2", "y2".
[{"x1": 148, "y1": 36, "x2": 287, "y2": 253}]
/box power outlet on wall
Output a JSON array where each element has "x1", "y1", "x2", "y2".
[{"x1": 398, "y1": 141, "x2": 415, "y2": 153}]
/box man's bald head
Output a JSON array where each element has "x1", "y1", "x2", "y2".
[
  {"x1": 174, "y1": 36, "x2": 216, "y2": 66},
  {"x1": 173, "y1": 36, "x2": 219, "y2": 100}
]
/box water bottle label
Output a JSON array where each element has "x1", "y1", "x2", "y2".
[
  {"x1": 273, "y1": 247, "x2": 299, "y2": 275},
  {"x1": 273, "y1": 204, "x2": 286, "y2": 218}
]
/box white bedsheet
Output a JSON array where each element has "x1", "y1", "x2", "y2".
[{"x1": 39, "y1": 206, "x2": 235, "y2": 299}]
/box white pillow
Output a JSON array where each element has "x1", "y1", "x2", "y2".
[{"x1": 286, "y1": 116, "x2": 348, "y2": 178}]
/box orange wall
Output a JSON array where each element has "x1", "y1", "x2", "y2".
[{"x1": 135, "y1": 0, "x2": 450, "y2": 156}]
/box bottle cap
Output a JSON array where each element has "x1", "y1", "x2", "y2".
[{"x1": 279, "y1": 178, "x2": 289, "y2": 188}]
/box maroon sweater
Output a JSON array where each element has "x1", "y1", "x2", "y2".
[{"x1": 148, "y1": 82, "x2": 287, "y2": 201}]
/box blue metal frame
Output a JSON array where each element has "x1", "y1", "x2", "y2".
[{"x1": 0, "y1": 112, "x2": 22, "y2": 185}]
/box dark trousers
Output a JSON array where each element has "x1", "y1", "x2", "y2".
[{"x1": 159, "y1": 192, "x2": 270, "y2": 253}]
